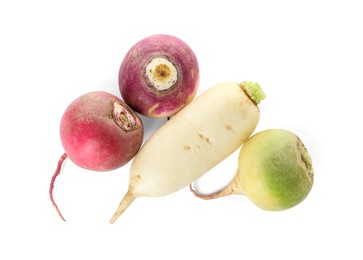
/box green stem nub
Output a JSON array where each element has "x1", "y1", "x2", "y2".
[{"x1": 240, "y1": 81, "x2": 266, "y2": 104}]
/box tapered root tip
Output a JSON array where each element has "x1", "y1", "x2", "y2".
[
  {"x1": 110, "y1": 213, "x2": 120, "y2": 224},
  {"x1": 50, "y1": 153, "x2": 68, "y2": 222},
  {"x1": 109, "y1": 190, "x2": 136, "y2": 224}
]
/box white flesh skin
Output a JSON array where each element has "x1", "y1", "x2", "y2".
[{"x1": 110, "y1": 81, "x2": 261, "y2": 223}]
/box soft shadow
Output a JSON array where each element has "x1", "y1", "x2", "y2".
[{"x1": 139, "y1": 115, "x2": 168, "y2": 143}]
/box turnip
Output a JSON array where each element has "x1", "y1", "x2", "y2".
[
  {"x1": 50, "y1": 91, "x2": 143, "y2": 221},
  {"x1": 190, "y1": 129, "x2": 314, "y2": 211},
  {"x1": 109, "y1": 81, "x2": 265, "y2": 223},
  {"x1": 118, "y1": 34, "x2": 199, "y2": 118}
]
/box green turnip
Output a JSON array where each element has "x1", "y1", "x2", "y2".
[{"x1": 191, "y1": 129, "x2": 314, "y2": 211}]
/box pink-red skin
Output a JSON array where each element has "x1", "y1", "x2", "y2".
[
  {"x1": 119, "y1": 34, "x2": 200, "y2": 118},
  {"x1": 51, "y1": 91, "x2": 143, "y2": 221},
  {"x1": 60, "y1": 91, "x2": 143, "y2": 171}
]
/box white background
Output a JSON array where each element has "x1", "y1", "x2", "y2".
[{"x1": 1, "y1": 0, "x2": 362, "y2": 259}]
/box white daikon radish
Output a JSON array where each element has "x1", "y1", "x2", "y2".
[{"x1": 110, "y1": 81, "x2": 265, "y2": 223}]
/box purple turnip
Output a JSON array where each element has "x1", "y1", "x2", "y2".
[
  {"x1": 119, "y1": 34, "x2": 200, "y2": 118},
  {"x1": 50, "y1": 91, "x2": 143, "y2": 221}
]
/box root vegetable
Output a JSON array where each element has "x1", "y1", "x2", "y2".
[
  {"x1": 190, "y1": 129, "x2": 314, "y2": 211},
  {"x1": 50, "y1": 91, "x2": 143, "y2": 221},
  {"x1": 110, "y1": 81, "x2": 265, "y2": 223},
  {"x1": 118, "y1": 34, "x2": 199, "y2": 118}
]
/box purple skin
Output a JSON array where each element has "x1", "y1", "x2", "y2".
[
  {"x1": 60, "y1": 91, "x2": 143, "y2": 171},
  {"x1": 119, "y1": 34, "x2": 200, "y2": 118}
]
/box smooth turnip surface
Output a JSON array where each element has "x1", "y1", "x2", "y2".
[
  {"x1": 119, "y1": 34, "x2": 199, "y2": 118},
  {"x1": 60, "y1": 91, "x2": 143, "y2": 171},
  {"x1": 191, "y1": 129, "x2": 314, "y2": 211},
  {"x1": 50, "y1": 91, "x2": 143, "y2": 221},
  {"x1": 110, "y1": 81, "x2": 265, "y2": 223},
  {"x1": 239, "y1": 129, "x2": 313, "y2": 210}
]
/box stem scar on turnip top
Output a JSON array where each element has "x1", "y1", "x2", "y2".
[
  {"x1": 190, "y1": 129, "x2": 314, "y2": 211},
  {"x1": 118, "y1": 34, "x2": 200, "y2": 118},
  {"x1": 109, "y1": 81, "x2": 266, "y2": 224},
  {"x1": 50, "y1": 91, "x2": 143, "y2": 221}
]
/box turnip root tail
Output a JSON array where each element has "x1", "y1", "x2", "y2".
[
  {"x1": 190, "y1": 170, "x2": 244, "y2": 200},
  {"x1": 109, "y1": 190, "x2": 136, "y2": 224},
  {"x1": 49, "y1": 153, "x2": 68, "y2": 221}
]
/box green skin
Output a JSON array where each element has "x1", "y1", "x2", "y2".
[
  {"x1": 238, "y1": 129, "x2": 314, "y2": 211},
  {"x1": 190, "y1": 128, "x2": 313, "y2": 211}
]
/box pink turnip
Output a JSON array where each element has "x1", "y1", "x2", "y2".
[
  {"x1": 50, "y1": 91, "x2": 143, "y2": 221},
  {"x1": 119, "y1": 34, "x2": 200, "y2": 118}
]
